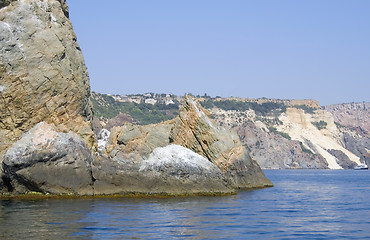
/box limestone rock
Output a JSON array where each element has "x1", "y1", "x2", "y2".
[
  {"x1": 327, "y1": 149, "x2": 356, "y2": 169},
  {"x1": 235, "y1": 122, "x2": 328, "y2": 169},
  {"x1": 93, "y1": 145, "x2": 232, "y2": 195},
  {"x1": 170, "y1": 95, "x2": 272, "y2": 188},
  {"x1": 3, "y1": 122, "x2": 94, "y2": 195},
  {"x1": 0, "y1": 0, "x2": 95, "y2": 166}
]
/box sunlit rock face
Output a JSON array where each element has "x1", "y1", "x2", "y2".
[
  {"x1": 3, "y1": 122, "x2": 94, "y2": 195},
  {"x1": 93, "y1": 144, "x2": 233, "y2": 195},
  {"x1": 0, "y1": 0, "x2": 95, "y2": 159},
  {"x1": 0, "y1": 0, "x2": 95, "y2": 191},
  {"x1": 170, "y1": 95, "x2": 273, "y2": 189},
  {"x1": 101, "y1": 95, "x2": 272, "y2": 193}
]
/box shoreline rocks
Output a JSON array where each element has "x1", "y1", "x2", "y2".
[{"x1": 0, "y1": 0, "x2": 272, "y2": 197}]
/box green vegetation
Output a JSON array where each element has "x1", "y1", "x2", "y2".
[
  {"x1": 312, "y1": 120, "x2": 327, "y2": 130},
  {"x1": 91, "y1": 93, "x2": 179, "y2": 125},
  {"x1": 200, "y1": 100, "x2": 286, "y2": 116},
  {"x1": 268, "y1": 127, "x2": 291, "y2": 140},
  {"x1": 293, "y1": 105, "x2": 316, "y2": 114},
  {"x1": 300, "y1": 142, "x2": 314, "y2": 155}
]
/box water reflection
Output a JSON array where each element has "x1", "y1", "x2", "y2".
[
  {"x1": 1, "y1": 170, "x2": 370, "y2": 239},
  {"x1": 0, "y1": 199, "x2": 94, "y2": 239}
]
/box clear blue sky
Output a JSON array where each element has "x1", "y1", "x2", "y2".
[{"x1": 68, "y1": 0, "x2": 369, "y2": 106}]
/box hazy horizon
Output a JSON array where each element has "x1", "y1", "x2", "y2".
[{"x1": 68, "y1": 1, "x2": 370, "y2": 106}]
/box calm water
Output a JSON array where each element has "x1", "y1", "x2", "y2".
[{"x1": 1, "y1": 170, "x2": 370, "y2": 239}]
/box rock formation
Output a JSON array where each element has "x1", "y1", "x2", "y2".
[
  {"x1": 1, "y1": 0, "x2": 272, "y2": 196},
  {"x1": 3, "y1": 122, "x2": 94, "y2": 195},
  {"x1": 95, "y1": 96, "x2": 272, "y2": 195},
  {"x1": 0, "y1": 0, "x2": 95, "y2": 191},
  {"x1": 170, "y1": 96, "x2": 272, "y2": 188}
]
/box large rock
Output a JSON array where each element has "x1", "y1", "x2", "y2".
[
  {"x1": 3, "y1": 122, "x2": 94, "y2": 195},
  {"x1": 98, "y1": 95, "x2": 272, "y2": 193},
  {"x1": 169, "y1": 95, "x2": 272, "y2": 188},
  {"x1": 0, "y1": 0, "x2": 95, "y2": 161},
  {"x1": 0, "y1": 0, "x2": 95, "y2": 192},
  {"x1": 93, "y1": 145, "x2": 233, "y2": 195}
]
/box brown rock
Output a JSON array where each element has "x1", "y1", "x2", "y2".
[
  {"x1": 0, "y1": 0, "x2": 95, "y2": 164},
  {"x1": 170, "y1": 95, "x2": 273, "y2": 188}
]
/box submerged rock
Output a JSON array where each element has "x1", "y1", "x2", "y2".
[{"x1": 3, "y1": 122, "x2": 94, "y2": 195}]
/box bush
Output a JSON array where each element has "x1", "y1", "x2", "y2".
[
  {"x1": 312, "y1": 120, "x2": 327, "y2": 130},
  {"x1": 294, "y1": 105, "x2": 316, "y2": 114}
]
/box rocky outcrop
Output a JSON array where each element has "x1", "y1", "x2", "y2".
[
  {"x1": 0, "y1": 0, "x2": 95, "y2": 191},
  {"x1": 1, "y1": 1, "x2": 271, "y2": 196},
  {"x1": 0, "y1": 0, "x2": 95, "y2": 159},
  {"x1": 170, "y1": 96, "x2": 272, "y2": 188},
  {"x1": 3, "y1": 122, "x2": 94, "y2": 195},
  {"x1": 93, "y1": 145, "x2": 232, "y2": 195},
  {"x1": 93, "y1": 96, "x2": 272, "y2": 195}
]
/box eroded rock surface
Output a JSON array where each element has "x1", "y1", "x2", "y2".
[
  {"x1": 3, "y1": 122, "x2": 94, "y2": 195},
  {"x1": 170, "y1": 96, "x2": 272, "y2": 188},
  {"x1": 235, "y1": 122, "x2": 328, "y2": 169},
  {"x1": 0, "y1": 0, "x2": 272, "y2": 196},
  {"x1": 93, "y1": 145, "x2": 232, "y2": 195},
  {"x1": 0, "y1": 0, "x2": 95, "y2": 159}
]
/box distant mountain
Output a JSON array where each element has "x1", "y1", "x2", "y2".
[{"x1": 90, "y1": 92, "x2": 370, "y2": 169}]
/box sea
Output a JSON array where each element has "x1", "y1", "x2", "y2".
[{"x1": 1, "y1": 170, "x2": 370, "y2": 239}]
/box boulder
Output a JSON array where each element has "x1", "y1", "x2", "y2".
[{"x1": 3, "y1": 122, "x2": 94, "y2": 195}]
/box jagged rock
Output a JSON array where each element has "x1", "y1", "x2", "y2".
[
  {"x1": 2, "y1": 122, "x2": 94, "y2": 195},
  {"x1": 0, "y1": 0, "x2": 95, "y2": 161},
  {"x1": 170, "y1": 95, "x2": 272, "y2": 188},
  {"x1": 100, "y1": 96, "x2": 272, "y2": 192},
  {"x1": 93, "y1": 145, "x2": 233, "y2": 195},
  {"x1": 106, "y1": 121, "x2": 173, "y2": 162}
]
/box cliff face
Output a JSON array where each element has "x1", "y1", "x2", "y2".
[
  {"x1": 324, "y1": 103, "x2": 370, "y2": 138},
  {"x1": 0, "y1": 0, "x2": 95, "y2": 157},
  {"x1": 210, "y1": 104, "x2": 368, "y2": 169},
  {"x1": 325, "y1": 103, "x2": 370, "y2": 165}
]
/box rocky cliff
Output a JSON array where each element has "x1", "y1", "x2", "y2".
[{"x1": 324, "y1": 103, "x2": 370, "y2": 165}]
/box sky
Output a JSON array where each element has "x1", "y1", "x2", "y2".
[{"x1": 68, "y1": 0, "x2": 370, "y2": 106}]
